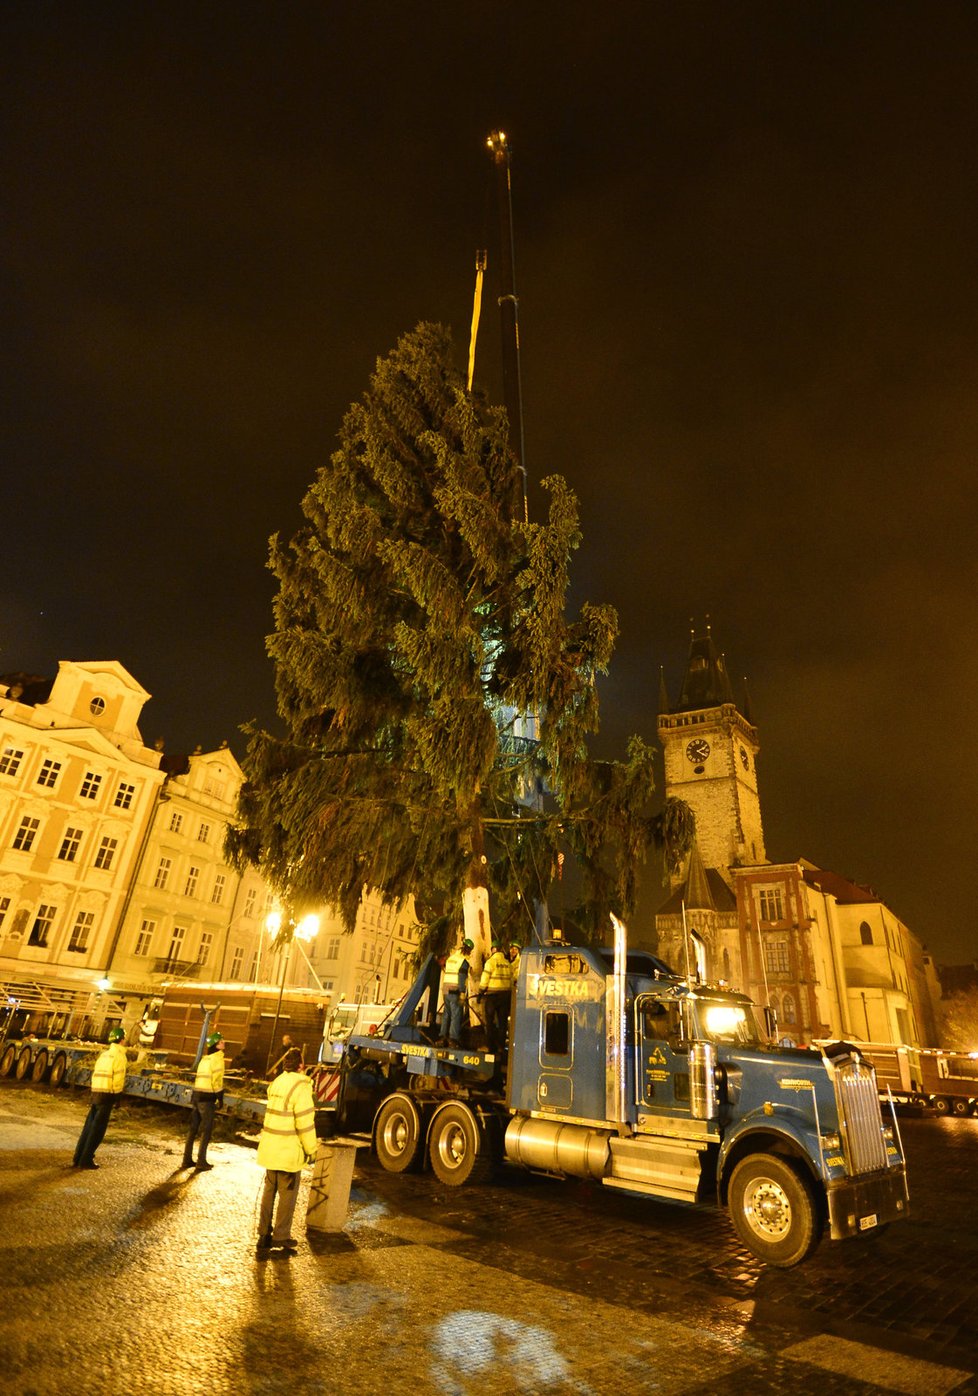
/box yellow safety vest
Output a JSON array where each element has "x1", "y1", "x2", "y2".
[
  {"x1": 480, "y1": 950, "x2": 513, "y2": 994},
  {"x1": 91, "y1": 1042, "x2": 127, "y2": 1094},
  {"x1": 194, "y1": 1049, "x2": 225, "y2": 1094},
  {"x1": 443, "y1": 949, "x2": 471, "y2": 993},
  {"x1": 256, "y1": 1070, "x2": 318, "y2": 1171}
]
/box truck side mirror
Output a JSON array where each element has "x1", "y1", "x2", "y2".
[{"x1": 763, "y1": 1006, "x2": 778, "y2": 1041}]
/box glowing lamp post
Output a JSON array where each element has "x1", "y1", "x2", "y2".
[{"x1": 264, "y1": 909, "x2": 319, "y2": 1072}]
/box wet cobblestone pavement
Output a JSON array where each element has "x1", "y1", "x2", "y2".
[{"x1": 2, "y1": 1081, "x2": 977, "y2": 1395}]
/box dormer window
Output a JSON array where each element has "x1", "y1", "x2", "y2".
[{"x1": 89, "y1": 696, "x2": 105, "y2": 717}]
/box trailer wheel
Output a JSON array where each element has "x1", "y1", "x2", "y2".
[
  {"x1": 49, "y1": 1052, "x2": 68, "y2": 1086},
  {"x1": 933, "y1": 1097, "x2": 951, "y2": 1116},
  {"x1": 952, "y1": 1098, "x2": 971, "y2": 1117},
  {"x1": 14, "y1": 1046, "x2": 33, "y2": 1081},
  {"x1": 428, "y1": 1103, "x2": 493, "y2": 1187},
  {"x1": 728, "y1": 1154, "x2": 821, "y2": 1268},
  {"x1": 30, "y1": 1048, "x2": 50, "y2": 1083},
  {"x1": 374, "y1": 1093, "x2": 425, "y2": 1173},
  {"x1": 0, "y1": 1044, "x2": 16, "y2": 1077}
]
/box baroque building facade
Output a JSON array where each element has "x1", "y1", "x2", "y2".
[
  {"x1": 0, "y1": 659, "x2": 422, "y2": 1028},
  {"x1": 655, "y1": 626, "x2": 941, "y2": 1048}
]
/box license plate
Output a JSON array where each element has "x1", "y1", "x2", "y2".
[{"x1": 858, "y1": 1213, "x2": 878, "y2": 1231}]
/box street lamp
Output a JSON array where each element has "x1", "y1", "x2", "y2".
[{"x1": 264, "y1": 909, "x2": 319, "y2": 1072}]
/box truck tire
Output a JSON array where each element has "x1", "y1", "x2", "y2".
[
  {"x1": 14, "y1": 1046, "x2": 34, "y2": 1080},
  {"x1": 30, "y1": 1048, "x2": 50, "y2": 1083},
  {"x1": 428, "y1": 1102, "x2": 493, "y2": 1187},
  {"x1": 952, "y1": 1098, "x2": 971, "y2": 1117},
  {"x1": 0, "y1": 1044, "x2": 16, "y2": 1077},
  {"x1": 49, "y1": 1052, "x2": 68, "y2": 1086},
  {"x1": 728, "y1": 1154, "x2": 822, "y2": 1268},
  {"x1": 374, "y1": 1093, "x2": 425, "y2": 1173},
  {"x1": 932, "y1": 1097, "x2": 951, "y2": 1116}
]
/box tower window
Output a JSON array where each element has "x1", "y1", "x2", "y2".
[
  {"x1": 759, "y1": 889, "x2": 784, "y2": 922},
  {"x1": 860, "y1": 922, "x2": 874, "y2": 946}
]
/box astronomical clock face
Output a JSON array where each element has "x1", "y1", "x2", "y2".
[{"x1": 685, "y1": 737, "x2": 710, "y2": 764}]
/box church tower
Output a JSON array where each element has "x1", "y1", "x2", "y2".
[{"x1": 657, "y1": 624, "x2": 766, "y2": 885}]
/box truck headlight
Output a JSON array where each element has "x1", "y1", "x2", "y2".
[{"x1": 822, "y1": 1132, "x2": 840, "y2": 1152}]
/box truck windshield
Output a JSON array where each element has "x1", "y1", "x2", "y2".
[{"x1": 695, "y1": 999, "x2": 763, "y2": 1046}]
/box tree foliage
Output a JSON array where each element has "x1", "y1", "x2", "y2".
[
  {"x1": 939, "y1": 988, "x2": 978, "y2": 1050},
  {"x1": 228, "y1": 323, "x2": 691, "y2": 951}
]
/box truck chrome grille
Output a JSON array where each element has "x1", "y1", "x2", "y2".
[{"x1": 836, "y1": 1062, "x2": 888, "y2": 1173}]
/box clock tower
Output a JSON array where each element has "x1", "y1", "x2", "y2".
[{"x1": 657, "y1": 624, "x2": 766, "y2": 886}]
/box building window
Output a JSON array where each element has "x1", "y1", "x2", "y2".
[
  {"x1": 94, "y1": 836, "x2": 118, "y2": 871},
  {"x1": 764, "y1": 940, "x2": 790, "y2": 975},
  {"x1": 184, "y1": 866, "x2": 199, "y2": 898},
  {"x1": 203, "y1": 777, "x2": 225, "y2": 800},
  {"x1": 230, "y1": 946, "x2": 244, "y2": 980},
  {"x1": 89, "y1": 696, "x2": 105, "y2": 716},
  {"x1": 58, "y1": 826, "x2": 84, "y2": 862},
  {"x1": 135, "y1": 920, "x2": 156, "y2": 956},
  {"x1": 167, "y1": 926, "x2": 187, "y2": 961},
  {"x1": 79, "y1": 771, "x2": 102, "y2": 800},
  {"x1": 860, "y1": 922, "x2": 874, "y2": 946},
  {"x1": 244, "y1": 888, "x2": 257, "y2": 918},
  {"x1": 169, "y1": 811, "x2": 184, "y2": 834},
  {"x1": 13, "y1": 816, "x2": 40, "y2": 852},
  {"x1": 211, "y1": 873, "x2": 226, "y2": 906},
  {"x1": 0, "y1": 896, "x2": 10, "y2": 930},
  {"x1": 782, "y1": 993, "x2": 797, "y2": 1025},
  {"x1": 326, "y1": 937, "x2": 340, "y2": 960},
  {"x1": 0, "y1": 746, "x2": 25, "y2": 778},
  {"x1": 37, "y1": 759, "x2": 62, "y2": 789},
  {"x1": 249, "y1": 951, "x2": 259, "y2": 980},
  {"x1": 759, "y1": 889, "x2": 784, "y2": 922},
  {"x1": 114, "y1": 782, "x2": 135, "y2": 810},
  {"x1": 28, "y1": 903, "x2": 57, "y2": 947},
  {"x1": 154, "y1": 857, "x2": 171, "y2": 890},
  {"x1": 197, "y1": 822, "x2": 211, "y2": 843},
  {"x1": 197, "y1": 931, "x2": 213, "y2": 967},
  {"x1": 68, "y1": 911, "x2": 95, "y2": 953}
]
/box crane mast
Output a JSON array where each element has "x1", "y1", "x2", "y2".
[{"x1": 486, "y1": 130, "x2": 528, "y2": 523}]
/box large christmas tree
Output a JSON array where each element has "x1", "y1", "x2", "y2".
[{"x1": 228, "y1": 322, "x2": 689, "y2": 961}]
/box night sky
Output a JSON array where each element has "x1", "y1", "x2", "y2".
[{"x1": 4, "y1": 3, "x2": 978, "y2": 965}]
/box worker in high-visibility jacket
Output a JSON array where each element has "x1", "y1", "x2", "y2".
[
  {"x1": 255, "y1": 1047, "x2": 318, "y2": 1255},
  {"x1": 72, "y1": 1028, "x2": 128, "y2": 1169},
  {"x1": 439, "y1": 937, "x2": 474, "y2": 1047},
  {"x1": 182, "y1": 1031, "x2": 225, "y2": 1172},
  {"x1": 478, "y1": 941, "x2": 514, "y2": 1054}
]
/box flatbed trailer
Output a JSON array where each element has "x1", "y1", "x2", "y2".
[{"x1": 0, "y1": 1034, "x2": 270, "y2": 1124}]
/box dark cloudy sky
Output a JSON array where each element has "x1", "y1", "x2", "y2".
[{"x1": 3, "y1": 2, "x2": 978, "y2": 965}]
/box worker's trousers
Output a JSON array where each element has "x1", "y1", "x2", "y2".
[
  {"x1": 183, "y1": 1093, "x2": 217, "y2": 1165},
  {"x1": 259, "y1": 1168, "x2": 301, "y2": 1243},
  {"x1": 73, "y1": 1093, "x2": 118, "y2": 1166}
]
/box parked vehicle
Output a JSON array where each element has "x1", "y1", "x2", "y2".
[
  {"x1": 333, "y1": 919, "x2": 909, "y2": 1267},
  {"x1": 862, "y1": 1042, "x2": 978, "y2": 1116}
]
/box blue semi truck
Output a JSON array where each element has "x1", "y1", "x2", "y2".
[{"x1": 334, "y1": 918, "x2": 909, "y2": 1267}]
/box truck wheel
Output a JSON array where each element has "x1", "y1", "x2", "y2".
[
  {"x1": 428, "y1": 1103, "x2": 493, "y2": 1187},
  {"x1": 49, "y1": 1052, "x2": 68, "y2": 1086},
  {"x1": 374, "y1": 1093, "x2": 425, "y2": 1173},
  {"x1": 952, "y1": 1098, "x2": 971, "y2": 1117},
  {"x1": 933, "y1": 1097, "x2": 951, "y2": 1116},
  {"x1": 30, "y1": 1049, "x2": 50, "y2": 1083},
  {"x1": 14, "y1": 1047, "x2": 33, "y2": 1080},
  {"x1": 0, "y1": 1045, "x2": 16, "y2": 1077},
  {"x1": 728, "y1": 1154, "x2": 821, "y2": 1268}
]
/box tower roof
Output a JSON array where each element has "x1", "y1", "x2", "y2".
[{"x1": 668, "y1": 623, "x2": 737, "y2": 714}]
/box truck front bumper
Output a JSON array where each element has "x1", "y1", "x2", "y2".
[{"x1": 827, "y1": 1166, "x2": 910, "y2": 1240}]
